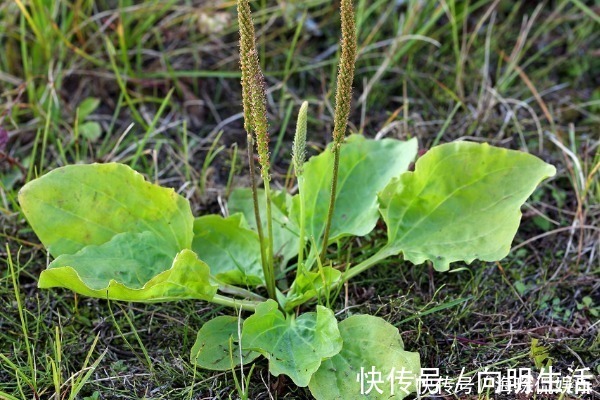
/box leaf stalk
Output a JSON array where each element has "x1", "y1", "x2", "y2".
[{"x1": 211, "y1": 294, "x2": 262, "y2": 312}]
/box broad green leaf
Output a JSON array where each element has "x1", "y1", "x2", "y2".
[
  {"x1": 379, "y1": 142, "x2": 556, "y2": 271},
  {"x1": 18, "y1": 163, "x2": 193, "y2": 257},
  {"x1": 191, "y1": 316, "x2": 260, "y2": 371},
  {"x1": 192, "y1": 214, "x2": 264, "y2": 286},
  {"x1": 39, "y1": 244, "x2": 217, "y2": 302},
  {"x1": 242, "y1": 300, "x2": 342, "y2": 387},
  {"x1": 228, "y1": 188, "x2": 299, "y2": 266},
  {"x1": 309, "y1": 315, "x2": 420, "y2": 400},
  {"x1": 46, "y1": 231, "x2": 171, "y2": 290},
  {"x1": 291, "y1": 135, "x2": 417, "y2": 246},
  {"x1": 284, "y1": 267, "x2": 342, "y2": 311}
]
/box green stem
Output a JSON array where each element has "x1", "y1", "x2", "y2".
[
  {"x1": 210, "y1": 294, "x2": 262, "y2": 312},
  {"x1": 306, "y1": 246, "x2": 395, "y2": 309},
  {"x1": 262, "y1": 176, "x2": 277, "y2": 301},
  {"x1": 340, "y1": 246, "x2": 395, "y2": 283},
  {"x1": 216, "y1": 281, "x2": 267, "y2": 302},
  {"x1": 319, "y1": 147, "x2": 341, "y2": 264},
  {"x1": 296, "y1": 175, "x2": 306, "y2": 269},
  {"x1": 246, "y1": 135, "x2": 271, "y2": 300}
]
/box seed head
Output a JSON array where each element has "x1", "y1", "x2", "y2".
[
  {"x1": 332, "y1": 0, "x2": 357, "y2": 148},
  {"x1": 238, "y1": 0, "x2": 270, "y2": 177}
]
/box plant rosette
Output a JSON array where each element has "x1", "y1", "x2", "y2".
[
  {"x1": 19, "y1": 134, "x2": 555, "y2": 399},
  {"x1": 17, "y1": 0, "x2": 556, "y2": 398}
]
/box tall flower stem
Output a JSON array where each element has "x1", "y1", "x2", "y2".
[
  {"x1": 249, "y1": 60, "x2": 277, "y2": 300},
  {"x1": 293, "y1": 101, "x2": 308, "y2": 270},
  {"x1": 246, "y1": 134, "x2": 269, "y2": 296},
  {"x1": 238, "y1": 0, "x2": 277, "y2": 300},
  {"x1": 296, "y1": 174, "x2": 306, "y2": 268},
  {"x1": 262, "y1": 177, "x2": 276, "y2": 299},
  {"x1": 319, "y1": 150, "x2": 340, "y2": 263},
  {"x1": 319, "y1": 0, "x2": 357, "y2": 264}
]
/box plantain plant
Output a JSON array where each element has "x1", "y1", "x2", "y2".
[{"x1": 18, "y1": 0, "x2": 556, "y2": 398}]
